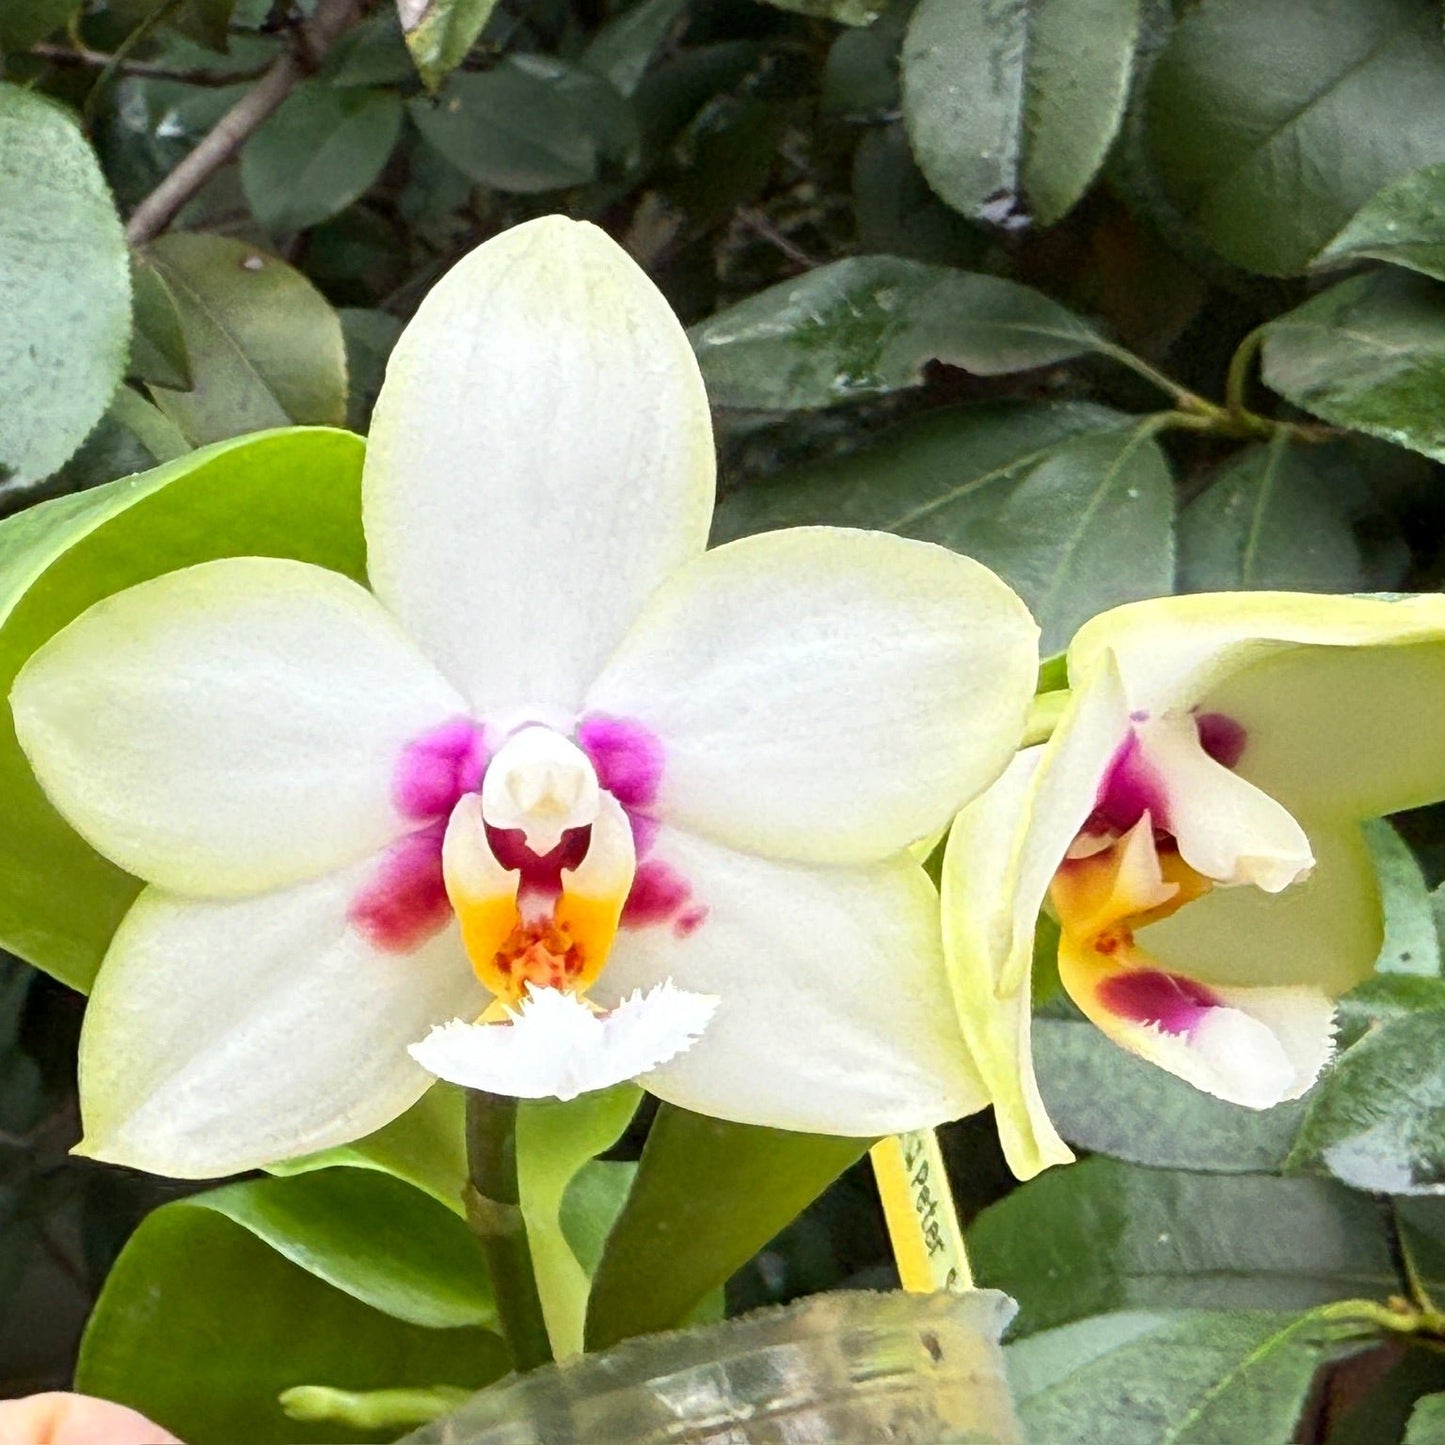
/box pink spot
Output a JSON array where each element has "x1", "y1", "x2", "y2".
[
  {"x1": 577, "y1": 714, "x2": 664, "y2": 811},
  {"x1": 1091, "y1": 730, "x2": 1170, "y2": 835},
  {"x1": 350, "y1": 822, "x2": 452, "y2": 952},
  {"x1": 394, "y1": 718, "x2": 488, "y2": 822},
  {"x1": 673, "y1": 905, "x2": 709, "y2": 938},
  {"x1": 629, "y1": 812, "x2": 661, "y2": 859},
  {"x1": 1197, "y1": 712, "x2": 1247, "y2": 770},
  {"x1": 622, "y1": 859, "x2": 694, "y2": 929},
  {"x1": 1098, "y1": 968, "x2": 1221, "y2": 1036}
]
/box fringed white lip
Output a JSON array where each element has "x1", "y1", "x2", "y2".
[{"x1": 409, "y1": 979, "x2": 718, "y2": 1100}]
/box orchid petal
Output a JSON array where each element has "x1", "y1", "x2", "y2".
[
  {"x1": 586, "y1": 527, "x2": 1038, "y2": 865},
  {"x1": 1136, "y1": 711, "x2": 1313, "y2": 893},
  {"x1": 1139, "y1": 819, "x2": 1382, "y2": 996},
  {"x1": 77, "y1": 863, "x2": 483, "y2": 1178},
  {"x1": 592, "y1": 824, "x2": 989, "y2": 1135},
  {"x1": 409, "y1": 982, "x2": 716, "y2": 1100},
  {"x1": 363, "y1": 216, "x2": 715, "y2": 719},
  {"x1": 1070, "y1": 592, "x2": 1445, "y2": 820},
  {"x1": 11, "y1": 558, "x2": 464, "y2": 898}
]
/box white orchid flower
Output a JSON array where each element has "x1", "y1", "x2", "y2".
[
  {"x1": 11, "y1": 217, "x2": 1039, "y2": 1179},
  {"x1": 943, "y1": 591, "x2": 1445, "y2": 1180}
]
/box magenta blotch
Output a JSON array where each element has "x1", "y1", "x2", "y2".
[
  {"x1": 350, "y1": 822, "x2": 452, "y2": 952},
  {"x1": 394, "y1": 717, "x2": 488, "y2": 821},
  {"x1": 622, "y1": 859, "x2": 693, "y2": 929},
  {"x1": 577, "y1": 714, "x2": 665, "y2": 811},
  {"x1": 1196, "y1": 711, "x2": 1247, "y2": 769},
  {"x1": 1092, "y1": 730, "x2": 1171, "y2": 834},
  {"x1": 1098, "y1": 968, "x2": 1222, "y2": 1036}
]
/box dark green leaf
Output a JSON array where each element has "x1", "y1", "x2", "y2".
[
  {"x1": 902, "y1": 0, "x2": 1141, "y2": 228},
  {"x1": 0, "y1": 428, "x2": 365, "y2": 992},
  {"x1": 1366, "y1": 818, "x2": 1442, "y2": 978},
  {"x1": 1408, "y1": 1394, "x2": 1445, "y2": 1444},
  {"x1": 714, "y1": 402, "x2": 1171, "y2": 654},
  {"x1": 852, "y1": 125, "x2": 987, "y2": 267},
  {"x1": 971, "y1": 1157, "x2": 1396, "y2": 1338},
  {"x1": 1007, "y1": 1307, "x2": 1375, "y2": 1443},
  {"x1": 1145, "y1": 0, "x2": 1445, "y2": 275},
  {"x1": 760, "y1": 0, "x2": 882, "y2": 22},
  {"x1": 190, "y1": 1169, "x2": 497, "y2": 1330},
  {"x1": 128, "y1": 254, "x2": 191, "y2": 391},
  {"x1": 1262, "y1": 268, "x2": 1445, "y2": 462},
  {"x1": 0, "y1": 84, "x2": 130, "y2": 492},
  {"x1": 75, "y1": 1200, "x2": 507, "y2": 1445},
  {"x1": 242, "y1": 84, "x2": 404, "y2": 233},
  {"x1": 1288, "y1": 998, "x2": 1445, "y2": 1194},
  {"x1": 175, "y1": 0, "x2": 239, "y2": 54},
  {"x1": 1316, "y1": 161, "x2": 1445, "y2": 282},
  {"x1": 340, "y1": 306, "x2": 404, "y2": 431},
  {"x1": 583, "y1": 0, "x2": 689, "y2": 98},
  {"x1": 411, "y1": 57, "x2": 639, "y2": 192},
  {"x1": 400, "y1": 0, "x2": 501, "y2": 91},
  {"x1": 144, "y1": 233, "x2": 347, "y2": 445},
  {"x1": 325, "y1": 11, "x2": 416, "y2": 88},
  {"x1": 585, "y1": 1105, "x2": 869, "y2": 1350},
  {"x1": 1031, "y1": 1012, "x2": 1308, "y2": 1172},
  {"x1": 691, "y1": 257, "x2": 1106, "y2": 411},
  {"x1": 1178, "y1": 435, "x2": 1364, "y2": 594},
  {"x1": 0, "y1": 0, "x2": 78, "y2": 50},
  {"x1": 1396, "y1": 1197, "x2": 1445, "y2": 1300}
]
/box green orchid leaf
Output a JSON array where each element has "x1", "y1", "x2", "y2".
[
  {"x1": 713, "y1": 402, "x2": 1172, "y2": 655},
  {"x1": 1030, "y1": 1010, "x2": 1308, "y2": 1173},
  {"x1": 1315, "y1": 160, "x2": 1445, "y2": 282},
  {"x1": 75, "y1": 1194, "x2": 508, "y2": 1445},
  {"x1": 971, "y1": 1156, "x2": 1397, "y2": 1338},
  {"x1": 1287, "y1": 978, "x2": 1445, "y2": 1193},
  {"x1": 1408, "y1": 1395, "x2": 1445, "y2": 1444},
  {"x1": 1177, "y1": 435, "x2": 1366, "y2": 594},
  {"x1": 400, "y1": 0, "x2": 501, "y2": 91},
  {"x1": 1144, "y1": 0, "x2": 1445, "y2": 276},
  {"x1": 189, "y1": 1168, "x2": 497, "y2": 1330},
  {"x1": 902, "y1": 0, "x2": 1141, "y2": 229},
  {"x1": 0, "y1": 427, "x2": 366, "y2": 993},
  {"x1": 0, "y1": 83, "x2": 130, "y2": 494},
  {"x1": 143, "y1": 233, "x2": 348, "y2": 446},
  {"x1": 1262, "y1": 268, "x2": 1445, "y2": 462},
  {"x1": 1007, "y1": 1307, "x2": 1376, "y2": 1443},
  {"x1": 585, "y1": 1104, "x2": 869, "y2": 1351},
  {"x1": 689, "y1": 257, "x2": 1108, "y2": 411},
  {"x1": 410, "y1": 57, "x2": 640, "y2": 192},
  {"x1": 242, "y1": 84, "x2": 404, "y2": 234},
  {"x1": 517, "y1": 1083, "x2": 641, "y2": 1358}
]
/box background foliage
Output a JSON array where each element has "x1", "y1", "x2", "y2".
[{"x1": 4, "y1": 0, "x2": 1445, "y2": 1440}]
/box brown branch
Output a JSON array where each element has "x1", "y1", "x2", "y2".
[
  {"x1": 123, "y1": 0, "x2": 365, "y2": 246},
  {"x1": 28, "y1": 39, "x2": 268, "y2": 85}
]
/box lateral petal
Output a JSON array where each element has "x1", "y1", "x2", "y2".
[
  {"x1": 77, "y1": 863, "x2": 484, "y2": 1178},
  {"x1": 363, "y1": 216, "x2": 715, "y2": 719},
  {"x1": 12, "y1": 558, "x2": 465, "y2": 898},
  {"x1": 586, "y1": 527, "x2": 1038, "y2": 865}
]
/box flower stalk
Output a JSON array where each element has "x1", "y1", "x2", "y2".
[{"x1": 464, "y1": 1089, "x2": 554, "y2": 1373}]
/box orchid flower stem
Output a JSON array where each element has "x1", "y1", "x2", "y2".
[
  {"x1": 870, "y1": 1130, "x2": 974, "y2": 1294},
  {"x1": 464, "y1": 1089, "x2": 554, "y2": 1373}
]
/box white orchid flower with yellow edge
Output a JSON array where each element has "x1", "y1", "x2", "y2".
[
  {"x1": 11, "y1": 217, "x2": 1039, "y2": 1179},
  {"x1": 944, "y1": 591, "x2": 1445, "y2": 1180}
]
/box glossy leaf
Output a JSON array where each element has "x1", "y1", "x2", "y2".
[
  {"x1": 0, "y1": 83, "x2": 129, "y2": 492},
  {"x1": 400, "y1": 0, "x2": 501, "y2": 91},
  {"x1": 1030, "y1": 1012, "x2": 1308, "y2": 1173},
  {"x1": 902, "y1": 0, "x2": 1141, "y2": 228},
  {"x1": 1316, "y1": 160, "x2": 1445, "y2": 282},
  {"x1": 1177, "y1": 435, "x2": 1364, "y2": 594},
  {"x1": 1007, "y1": 1307, "x2": 1375, "y2": 1443},
  {"x1": 1288, "y1": 986, "x2": 1445, "y2": 1194},
  {"x1": 242, "y1": 84, "x2": 404, "y2": 233},
  {"x1": 143, "y1": 234, "x2": 346, "y2": 445},
  {"x1": 516, "y1": 1084, "x2": 640, "y2": 1358},
  {"x1": 690, "y1": 256, "x2": 1107, "y2": 410},
  {"x1": 128, "y1": 255, "x2": 192, "y2": 392},
  {"x1": 411, "y1": 57, "x2": 639, "y2": 192},
  {"x1": 713, "y1": 401, "x2": 1172, "y2": 654},
  {"x1": 0, "y1": 428, "x2": 366, "y2": 993},
  {"x1": 970, "y1": 1157, "x2": 1396, "y2": 1338},
  {"x1": 190, "y1": 1168, "x2": 497, "y2": 1330},
  {"x1": 585, "y1": 1105, "x2": 869, "y2": 1350},
  {"x1": 76, "y1": 1200, "x2": 508, "y2": 1445},
  {"x1": 1145, "y1": 0, "x2": 1445, "y2": 275},
  {"x1": 1262, "y1": 268, "x2": 1445, "y2": 462}
]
